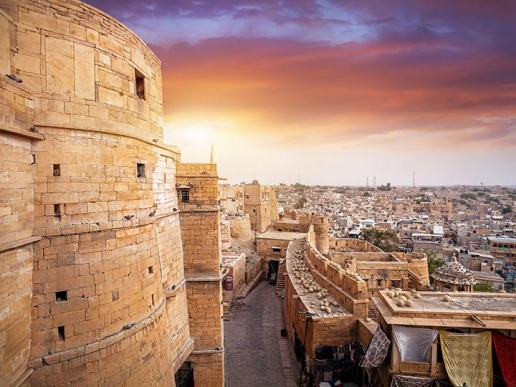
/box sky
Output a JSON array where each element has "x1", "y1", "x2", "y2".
[{"x1": 83, "y1": 0, "x2": 516, "y2": 187}]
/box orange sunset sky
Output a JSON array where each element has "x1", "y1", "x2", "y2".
[{"x1": 83, "y1": 0, "x2": 516, "y2": 186}]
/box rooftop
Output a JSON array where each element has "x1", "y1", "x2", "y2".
[
  {"x1": 488, "y1": 237, "x2": 516, "y2": 243},
  {"x1": 431, "y1": 254, "x2": 477, "y2": 285},
  {"x1": 258, "y1": 231, "x2": 306, "y2": 240},
  {"x1": 373, "y1": 290, "x2": 516, "y2": 330}
]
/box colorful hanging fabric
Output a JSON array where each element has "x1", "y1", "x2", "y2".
[
  {"x1": 492, "y1": 331, "x2": 516, "y2": 386},
  {"x1": 360, "y1": 325, "x2": 390, "y2": 368},
  {"x1": 390, "y1": 375, "x2": 433, "y2": 387},
  {"x1": 392, "y1": 325, "x2": 438, "y2": 363},
  {"x1": 439, "y1": 331, "x2": 492, "y2": 387}
]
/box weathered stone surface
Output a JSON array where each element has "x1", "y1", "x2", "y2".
[{"x1": 0, "y1": 0, "x2": 223, "y2": 386}]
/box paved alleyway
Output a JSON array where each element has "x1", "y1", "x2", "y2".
[{"x1": 224, "y1": 280, "x2": 298, "y2": 387}]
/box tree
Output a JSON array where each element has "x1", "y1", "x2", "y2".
[
  {"x1": 360, "y1": 228, "x2": 400, "y2": 252},
  {"x1": 378, "y1": 182, "x2": 392, "y2": 191},
  {"x1": 473, "y1": 283, "x2": 494, "y2": 292},
  {"x1": 425, "y1": 249, "x2": 445, "y2": 284},
  {"x1": 294, "y1": 196, "x2": 307, "y2": 209},
  {"x1": 460, "y1": 193, "x2": 477, "y2": 200},
  {"x1": 502, "y1": 205, "x2": 513, "y2": 214}
]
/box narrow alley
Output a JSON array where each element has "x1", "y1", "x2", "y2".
[{"x1": 224, "y1": 280, "x2": 298, "y2": 387}]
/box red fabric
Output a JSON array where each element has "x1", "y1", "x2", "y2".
[{"x1": 493, "y1": 331, "x2": 516, "y2": 386}]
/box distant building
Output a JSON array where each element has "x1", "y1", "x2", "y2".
[
  {"x1": 431, "y1": 254, "x2": 478, "y2": 292},
  {"x1": 413, "y1": 200, "x2": 453, "y2": 218},
  {"x1": 243, "y1": 181, "x2": 279, "y2": 233},
  {"x1": 487, "y1": 237, "x2": 516, "y2": 270},
  {"x1": 218, "y1": 183, "x2": 244, "y2": 215},
  {"x1": 412, "y1": 233, "x2": 444, "y2": 255}
]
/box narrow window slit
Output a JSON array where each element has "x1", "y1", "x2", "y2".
[{"x1": 137, "y1": 163, "x2": 145, "y2": 178}]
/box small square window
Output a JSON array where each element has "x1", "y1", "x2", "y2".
[
  {"x1": 54, "y1": 204, "x2": 61, "y2": 217},
  {"x1": 56, "y1": 291, "x2": 67, "y2": 302},
  {"x1": 137, "y1": 163, "x2": 145, "y2": 178},
  {"x1": 148, "y1": 266, "x2": 154, "y2": 275},
  {"x1": 53, "y1": 164, "x2": 60, "y2": 176}
]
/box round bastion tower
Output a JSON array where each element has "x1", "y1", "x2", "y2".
[{"x1": 0, "y1": 0, "x2": 198, "y2": 385}]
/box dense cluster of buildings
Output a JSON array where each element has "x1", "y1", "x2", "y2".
[
  {"x1": 2, "y1": 1, "x2": 516, "y2": 386},
  {"x1": 218, "y1": 182, "x2": 516, "y2": 386},
  {"x1": 261, "y1": 187, "x2": 516, "y2": 386},
  {"x1": 276, "y1": 184, "x2": 516, "y2": 293}
]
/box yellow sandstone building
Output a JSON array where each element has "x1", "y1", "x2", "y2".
[{"x1": 0, "y1": 0, "x2": 223, "y2": 385}]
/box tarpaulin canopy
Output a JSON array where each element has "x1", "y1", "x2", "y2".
[
  {"x1": 492, "y1": 331, "x2": 516, "y2": 386},
  {"x1": 392, "y1": 325, "x2": 438, "y2": 363},
  {"x1": 360, "y1": 325, "x2": 390, "y2": 368},
  {"x1": 439, "y1": 331, "x2": 492, "y2": 387}
]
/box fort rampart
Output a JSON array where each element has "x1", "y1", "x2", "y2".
[{"x1": 1, "y1": 1, "x2": 223, "y2": 385}]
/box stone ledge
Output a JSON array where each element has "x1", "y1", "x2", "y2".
[
  {"x1": 164, "y1": 278, "x2": 186, "y2": 298},
  {"x1": 30, "y1": 296, "x2": 168, "y2": 370},
  {"x1": 0, "y1": 126, "x2": 45, "y2": 140},
  {"x1": 186, "y1": 276, "x2": 223, "y2": 283},
  {"x1": 11, "y1": 368, "x2": 33, "y2": 387},
  {"x1": 0, "y1": 236, "x2": 41, "y2": 253},
  {"x1": 190, "y1": 348, "x2": 224, "y2": 355}
]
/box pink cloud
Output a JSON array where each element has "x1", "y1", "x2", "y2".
[{"x1": 154, "y1": 34, "x2": 516, "y2": 153}]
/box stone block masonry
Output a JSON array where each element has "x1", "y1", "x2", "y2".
[
  {"x1": 1, "y1": 0, "x2": 224, "y2": 385},
  {"x1": 243, "y1": 182, "x2": 279, "y2": 234},
  {"x1": 0, "y1": 244, "x2": 34, "y2": 386},
  {"x1": 178, "y1": 163, "x2": 225, "y2": 386}
]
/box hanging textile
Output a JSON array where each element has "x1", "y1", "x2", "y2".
[
  {"x1": 390, "y1": 375, "x2": 433, "y2": 387},
  {"x1": 439, "y1": 331, "x2": 492, "y2": 387},
  {"x1": 432, "y1": 380, "x2": 453, "y2": 387},
  {"x1": 365, "y1": 368, "x2": 383, "y2": 387},
  {"x1": 492, "y1": 331, "x2": 516, "y2": 386},
  {"x1": 392, "y1": 325, "x2": 438, "y2": 362},
  {"x1": 360, "y1": 325, "x2": 390, "y2": 368}
]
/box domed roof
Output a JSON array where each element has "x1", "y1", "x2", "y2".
[{"x1": 431, "y1": 254, "x2": 478, "y2": 286}]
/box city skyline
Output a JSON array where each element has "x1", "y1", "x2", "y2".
[{"x1": 83, "y1": 0, "x2": 516, "y2": 187}]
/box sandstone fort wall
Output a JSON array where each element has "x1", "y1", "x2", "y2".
[
  {"x1": 177, "y1": 163, "x2": 224, "y2": 386},
  {"x1": 0, "y1": 0, "x2": 222, "y2": 385}
]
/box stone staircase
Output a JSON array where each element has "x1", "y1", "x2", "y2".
[{"x1": 275, "y1": 262, "x2": 287, "y2": 292}]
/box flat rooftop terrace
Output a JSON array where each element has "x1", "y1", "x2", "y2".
[
  {"x1": 258, "y1": 231, "x2": 306, "y2": 240},
  {"x1": 221, "y1": 254, "x2": 244, "y2": 265},
  {"x1": 275, "y1": 218, "x2": 299, "y2": 224},
  {"x1": 373, "y1": 290, "x2": 516, "y2": 329}
]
